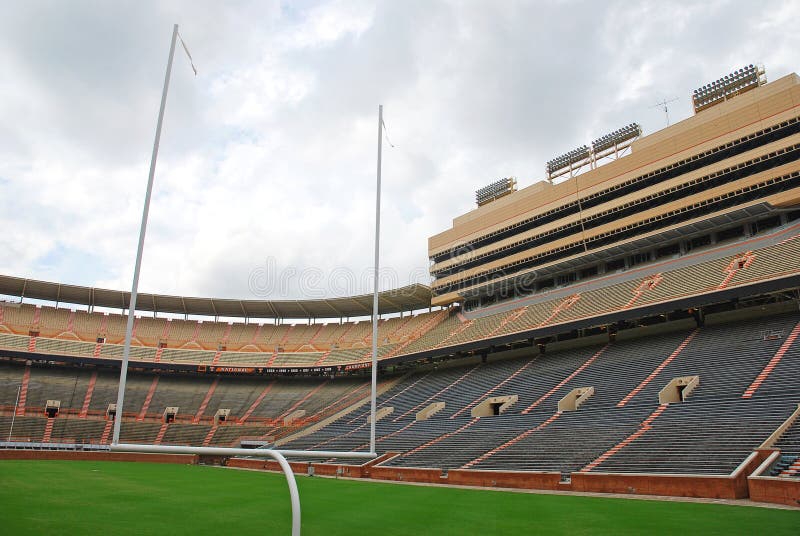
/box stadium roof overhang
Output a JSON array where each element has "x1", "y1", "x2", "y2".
[{"x1": 0, "y1": 276, "x2": 433, "y2": 319}]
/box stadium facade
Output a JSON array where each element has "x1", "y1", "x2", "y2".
[{"x1": 429, "y1": 70, "x2": 800, "y2": 308}]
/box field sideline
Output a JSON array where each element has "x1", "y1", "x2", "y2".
[{"x1": 1, "y1": 460, "x2": 798, "y2": 535}]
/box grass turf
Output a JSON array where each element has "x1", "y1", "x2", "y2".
[{"x1": 0, "y1": 460, "x2": 798, "y2": 535}]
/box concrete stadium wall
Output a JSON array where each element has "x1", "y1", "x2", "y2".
[
  {"x1": 311, "y1": 463, "x2": 363, "y2": 478},
  {"x1": 6, "y1": 449, "x2": 794, "y2": 507},
  {"x1": 447, "y1": 469, "x2": 561, "y2": 490},
  {"x1": 227, "y1": 458, "x2": 310, "y2": 474},
  {"x1": 0, "y1": 449, "x2": 197, "y2": 465},
  {"x1": 571, "y1": 450, "x2": 771, "y2": 500},
  {"x1": 368, "y1": 466, "x2": 445, "y2": 484},
  {"x1": 227, "y1": 451, "x2": 400, "y2": 479},
  {"x1": 748, "y1": 477, "x2": 800, "y2": 507},
  {"x1": 571, "y1": 472, "x2": 743, "y2": 499},
  {"x1": 223, "y1": 450, "x2": 781, "y2": 505},
  {"x1": 746, "y1": 448, "x2": 800, "y2": 507}
]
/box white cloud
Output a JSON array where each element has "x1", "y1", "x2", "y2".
[{"x1": 277, "y1": 0, "x2": 376, "y2": 50}]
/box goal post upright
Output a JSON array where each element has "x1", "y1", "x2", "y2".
[
  {"x1": 370, "y1": 104, "x2": 383, "y2": 452},
  {"x1": 110, "y1": 24, "x2": 380, "y2": 536},
  {"x1": 112, "y1": 23, "x2": 179, "y2": 446}
]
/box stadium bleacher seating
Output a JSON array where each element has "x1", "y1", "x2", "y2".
[
  {"x1": 1, "y1": 303, "x2": 799, "y2": 488},
  {"x1": 276, "y1": 311, "x2": 800, "y2": 476},
  {"x1": 0, "y1": 364, "x2": 374, "y2": 447}
]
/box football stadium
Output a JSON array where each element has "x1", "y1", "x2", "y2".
[{"x1": 3, "y1": 6, "x2": 800, "y2": 536}]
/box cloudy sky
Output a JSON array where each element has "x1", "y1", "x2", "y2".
[{"x1": 1, "y1": 0, "x2": 798, "y2": 303}]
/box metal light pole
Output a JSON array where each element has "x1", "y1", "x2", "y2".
[
  {"x1": 369, "y1": 105, "x2": 383, "y2": 452},
  {"x1": 112, "y1": 24, "x2": 179, "y2": 445}
]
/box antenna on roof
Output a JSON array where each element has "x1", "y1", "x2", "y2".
[{"x1": 650, "y1": 97, "x2": 679, "y2": 127}]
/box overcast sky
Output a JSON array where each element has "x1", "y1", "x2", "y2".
[{"x1": 1, "y1": 0, "x2": 798, "y2": 302}]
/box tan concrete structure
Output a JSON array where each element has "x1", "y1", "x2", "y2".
[
  {"x1": 558, "y1": 387, "x2": 594, "y2": 412},
  {"x1": 282, "y1": 409, "x2": 306, "y2": 426},
  {"x1": 658, "y1": 376, "x2": 700, "y2": 404},
  {"x1": 367, "y1": 406, "x2": 394, "y2": 423},
  {"x1": 471, "y1": 395, "x2": 519, "y2": 417},
  {"x1": 213, "y1": 408, "x2": 230, "y2": 425},
  {"x1": 429, "y1": 73, "x2": 800, "y2": 305},
  {"x1": 416, "y1": 402, "x2": 446, "y2": 421}
]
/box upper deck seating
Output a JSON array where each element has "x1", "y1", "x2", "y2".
[{"x1": 1, "y1": 229, "x2": 799, "y2": 369}]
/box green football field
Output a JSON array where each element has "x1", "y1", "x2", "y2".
[{"x1": 0, "y1": 460, "x2": 797, "y2": 535}]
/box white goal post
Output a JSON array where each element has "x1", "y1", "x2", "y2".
[{"x1": 110, "y1": 24, "x2": 383, "y2": 536}]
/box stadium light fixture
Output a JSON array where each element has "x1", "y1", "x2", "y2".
[
  {"x1": 475, "y1": 177, "x2": 518, "y2": 206},
  {"x1": 692, "y1": 64, "x2": 766, "y2": 113},
  {"x1": 546, "y1": 145, "x2": 591, "y2": 177},
  {"x1": 591, "y1": 123, "x2": 642, "y2": 154}
]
